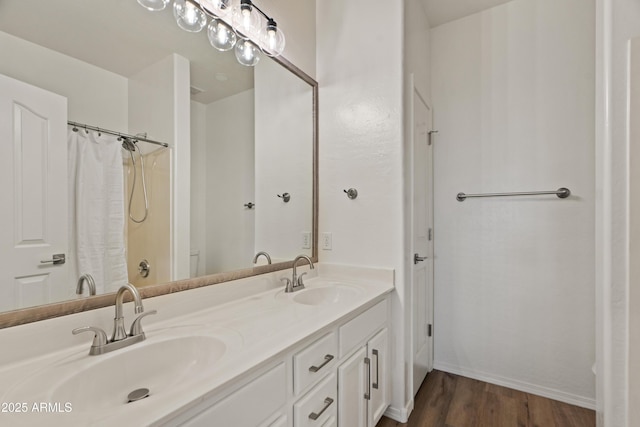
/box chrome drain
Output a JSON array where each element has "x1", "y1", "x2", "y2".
[{"x1": 127, "y1": 388, "x2": 150, "y2": 403}]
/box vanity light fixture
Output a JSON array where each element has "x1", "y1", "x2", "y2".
[
  {"x1": 235, "y1": 38, "x2": 260, "y2": 66},
  {"x1": 173, "y1": 0, "x2": 208, "y2": 32},
  {"x1": 137, "y1": 0, "x2": 171, "y2": 12},
  {"x1": 137, "y1": 0, "x2": 286, "y2": 66},
  {"x1": 208, "y1": 18, "x2": 237, "y2": 51},
  {"x1": 232, "y1": 0, "x2": 261, "y2": 40},
  {"x1": 200, "y1": 0, "x2": 232, "y2": 18},
  {"x1": 261, "y1": 17, "x2": 285, "y2": 57}
]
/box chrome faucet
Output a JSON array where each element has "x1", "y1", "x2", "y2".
[
  {"x1": 253, "y1": 251, "x2": 272, "y2": 265},
  {"x1": 112, "y1": 283, "x2": 144, "y2": 341},
  {"x1": 76, "y1": 273, "x2": 96, "y2": 296},
  {"x1": 282, "y1": 255, "x2": 315, "y2": 293},
  {"x1": 72, "y1": 283, "x2": 156, "y2": 355}
]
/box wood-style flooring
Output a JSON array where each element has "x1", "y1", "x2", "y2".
[{"x1": 376, "y1": 370, "x2": 595, "y2": 427}]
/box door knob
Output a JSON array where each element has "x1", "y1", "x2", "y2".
[{"x1": 414, "y1": 253, "x2": 428, "y2": 264}]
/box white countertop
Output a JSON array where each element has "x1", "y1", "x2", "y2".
[{"x1": 0, "y1": 263, "x2": 394, "y2": 426}]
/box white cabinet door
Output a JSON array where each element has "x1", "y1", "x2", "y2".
[
  {"x1": 0, "y1": 73, "x2": 68, "y2": 311},
  {"x1": 367, "y1": 329, "x2": 389, "y2": 427},
  {"x1": 337, "y1": 347, "x2": 367, "y2": 427}
]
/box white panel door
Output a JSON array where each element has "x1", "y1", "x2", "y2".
[
  {"x1": 412, "y1": 86, "x2": 434, "y2": 395},
  {"x1": 0, "y1": 73, "x2": 68, "y2": 311},
  {"x1": 367, "y1": 328, "x2": 389, "y2": 427},
  {"x1": 337, "y1": 347, "x2": 367, "y2": 427}
]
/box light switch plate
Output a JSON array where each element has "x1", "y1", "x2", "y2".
[
  {"x1": 321, "y1": 232, "x2": 332, "y2": 250},
  {"x1": 301, "y1": 232, "x2": 311, "y2": 249}
]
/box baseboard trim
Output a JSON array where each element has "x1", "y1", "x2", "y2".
[
  {"x1": 433, "y1": 362, "x2": 596, "y2": 410},
  {"x1": 383, "y1": 398, "x2": 413, "y2": 423}
]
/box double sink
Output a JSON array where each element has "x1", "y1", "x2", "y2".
[{"x1": 1, "y1": 279, "x2": 363, "y2": 420}]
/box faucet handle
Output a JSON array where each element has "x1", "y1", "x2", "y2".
[
  {"x1": 129, "y1": 310, "x2": 157, "y2": 337},
  {"x1": 280, "y1": 277, "x2": 294, "y2": 293},
  {"x1": 72, "y1": 326, "x2": 108, "y2": 347},
  {"x1": 297, "y1": 272, "x2": 308, "y2": 287}
]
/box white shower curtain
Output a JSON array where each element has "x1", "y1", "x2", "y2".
[{"x1": 68, "y1": 127, "x2": 128, "y2": 294}]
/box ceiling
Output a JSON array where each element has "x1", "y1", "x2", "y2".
[
  {"x1": 0, "y1": 0, "x2": 254, "y2": 104},
  {"x1": 422, "y1": 0, "x2": 515, "y2": 27}
]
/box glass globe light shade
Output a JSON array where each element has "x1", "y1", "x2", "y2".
[
  {"x1": 137, "y1": 0, "x2": 170, "y2": 11},
  {"x1": 232, "y1": 0, "x2": 261, "y2": 39},
  {"x1": 235, "y1": 39, "x2": 261, "y2": 67},
  {"x1": 260, "y1": 19, "x2": 286, "y2": 57},
  {"x1": 199, "y1": 0, "x2": 231, "y2": 18},
  {"x1": 207, "y1": 19, "x2": 237, "y2": 51},
  {"x1": 173, "y1": 0, "x2": 207, "y2": 33}
]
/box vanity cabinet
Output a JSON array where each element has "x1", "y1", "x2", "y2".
[
  {"x1": 171, "y1": 297, "x2": 389, "y2": 427},
  {"x1": 337, "y1": 329, "x2": 389, "y2": 427}
]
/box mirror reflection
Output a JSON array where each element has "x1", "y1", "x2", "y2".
[{"x1": 0, "y1": 0, "x2": 315, "y2": 314}]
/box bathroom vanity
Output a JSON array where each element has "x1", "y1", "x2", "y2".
[{"x1": 0, "y1": 264, "x2": 393, "y2": 427}]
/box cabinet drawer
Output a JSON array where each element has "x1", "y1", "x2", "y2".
[
  {"x1": 294, "y1": 332, "x2": 337, "y2": 394},
  {"x1": 294, "y1": 373, "x2": 337, "y2": 427},
  {"x1": 339, "y1": 300, "x2": 387, "y2": 357},
  {"x1": 181, "y1": 363, "x2": 286, "y2": 427}
]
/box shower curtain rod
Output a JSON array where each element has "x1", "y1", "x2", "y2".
[{"x1": 67, "y1": 121, "x2": 169, "y2": 148}]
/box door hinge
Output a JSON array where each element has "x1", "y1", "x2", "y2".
[
  {"x1": 427, "y1": 324, "x2": 433, "y2": 337},
  {"x1": 428, "y1": 130, "x2": 438, "y2": 146},
  {"x1": 428, "y1": 228, "x2": 433, "y2": 241}
]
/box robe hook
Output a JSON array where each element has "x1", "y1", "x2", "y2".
[{"x1": 344, "y1": 188, "x2": 358, "y2": 199}]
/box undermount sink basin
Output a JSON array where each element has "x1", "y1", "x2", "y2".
[
  {"x1": 51, "y1": 335, "x2": 226, "y2": 411},
  {"x1": 276, "y1": 282, "x2": 361, "y2": 306},
  {"x1": 3, "y1": 328, "x2": 241, "y2": 413}
]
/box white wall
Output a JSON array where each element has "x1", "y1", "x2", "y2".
[
  {"x1": 0, "y1": 31, "x2": 127, "y2": 130},
  {"x1": 254, "y1": 57, "x2": 313, "y2": 261},
  {"x1": 404, "y1": 1, "x2": 431, "y2": 102},
  {"x1": 267, "y1": 0, "x2": 316, "y2": 79},
  {"x1": 316, "y1": 0, "x2": 408, "y2": 418},
  {"x1": 190, "y1": 101, "x2": 208, "y2": 277},
  {"x1": 431, "y1": 0, "x2": 595, "y2": 408},
  {"x1": 205, "y1": 90, "x2": 255, "y2": 274}
]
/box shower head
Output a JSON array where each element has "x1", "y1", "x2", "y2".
[{"x1": 121, "y1": 137, "x2": 137, "y2": 152}]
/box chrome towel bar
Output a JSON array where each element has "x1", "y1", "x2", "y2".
[{"x1": 456, "y1": 187, "x2": 571, "y2": 202}]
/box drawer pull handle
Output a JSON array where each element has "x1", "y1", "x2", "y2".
[
  {"x1": 309, "y1": 397, "x2": 334, "y2": 420},
  {"x1": 373, "y1": 349, "x2": 379, "y2": 389},
  {"x1": 309, "y1": 354, "x2": 334, "y2": 373}
]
